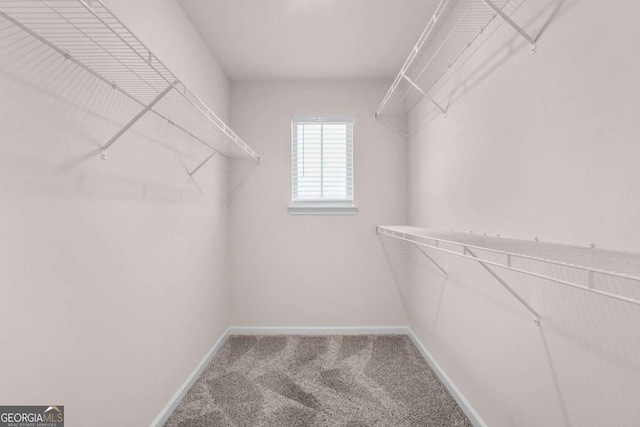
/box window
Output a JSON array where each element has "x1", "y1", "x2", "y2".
[{"x1": 289, "y1": 116, "x2": 356, "y2": 215}]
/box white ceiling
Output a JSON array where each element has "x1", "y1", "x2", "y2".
[{"x1": 177, "y1": 0, "x2": 437, "y2": 81}]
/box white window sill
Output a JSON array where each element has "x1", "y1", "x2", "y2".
[{"x1": 288, "y1": 205, "x2": 358, "y2": 215}]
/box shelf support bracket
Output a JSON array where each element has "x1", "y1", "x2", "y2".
[
  {"x1": 188, "y1": 152, "x2": 218, "y2": 179},
  {"x1": 401, "y1": 73, "x2": 447, "y2": 114},
  {"x1": 479, "y1": 0, "x2": 537, "y2": 52},
  {"x1": 414, "y1": 244, "x2": 448, "y2": 276},
  {"x1": 464, "y1": 246, "x2": 540, "y2": 326},
  {"x1": 101, "y1": 80, "x2": 178, "y2": 159}
]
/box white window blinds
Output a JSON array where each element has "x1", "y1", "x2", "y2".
[{"x1": 291, "y1": 116, "x2": 354, "y2": 206}]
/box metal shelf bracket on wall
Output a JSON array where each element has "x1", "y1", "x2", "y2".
[
  {"x1": 188, "y1": 152, "x2": 217, "y2": 180},
  {"x1": 101, "y1": 80, "x2": 178, "y2": 160},
  {"x1": 479, "y1": 0, "x2": 537, "y2": 52},
  {"x1": 414, "y1": 244, "x2": 449, "y2": 277},
  {"x1": 401, "y1": 73, "x2": 447, "y2": 115},
  {"x1": 463, "y1": 246, "x2": 540, "y2": 325}
]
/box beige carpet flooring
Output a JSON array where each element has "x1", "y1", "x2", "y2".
[{"x1": 164, "y1": 335, "x2": 473, "y2": 427}]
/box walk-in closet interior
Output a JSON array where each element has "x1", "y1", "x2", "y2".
[{"x1": 1, "y1": 0, "x2": 638, "y2": 426}]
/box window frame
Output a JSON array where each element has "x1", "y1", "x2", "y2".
[{"x1": 288, "y1": 115, "x2": 357, "y2": 215}]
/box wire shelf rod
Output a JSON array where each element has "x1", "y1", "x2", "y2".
[
  {"x1": 376, "y1": 0, "x2": 454, "y2": 117},
  {"x1": 0, "y1": 7, "x2": 225, "y2": 158},
  {"x1": 392, "y1": 0, "x2": 478, "y2": 112},
  {"x1": 377, "y1": 226, "x2": 640, "y2": 309},
  {"x1": 376, "y1": 0, "x2": 536, "y2": 118},
  {"x1": 44, "y1": 0, "x2": 163, "y2": 99},
  {"x1": 403, "y1": 9, "x2": 502, "y2": 113},
  {"x1": 0, "y1": 0, "x2": 260, "y2": 162},
  {"x1": 391, "y1": 227, "x2": 640, "y2": 281}
]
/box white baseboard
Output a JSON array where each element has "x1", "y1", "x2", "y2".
[
  {"x1": 228, "y1": 326, "x2": 410, "y2": 336},
  {"x1": 406, "y1": 327, "x2": 488, "y2": 427},
  {"x1": 150, "y1": 325, "x2": 487, "y2": 427},
  {"x1": 149, "y1": 327, "x2": 231, "y2": 427}
]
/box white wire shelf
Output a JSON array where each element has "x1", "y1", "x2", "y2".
[
  {"x1": 377, "y1": 225, "x2": 640, "y2": 326},
  {"x1": 0, "y1": 0, "x2": 260, "y2": 170},
  {"x1": 376, "y1": 0, "x2": 535, "y2": 118}
]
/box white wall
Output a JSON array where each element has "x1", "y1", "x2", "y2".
[
  {"x1": 229, "y1": 81, "x2": 408, "y2": 327},
  {"x1": 0, "y1": 1, "x2": 232, "y2": 426},
  {"x1": 401, "y1": 0, "x2": 640, "y2": 426}
]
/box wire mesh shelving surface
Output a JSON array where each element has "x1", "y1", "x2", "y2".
[
  {"x1": 378, "y1": 225, "x2": 640, "y2": 311},
  {"x1": 0, "y1": 0, "x2": 259, "y2": 162},
  {"x1": 376, "y1": 0, "x2": 532, "y2": 118}
]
